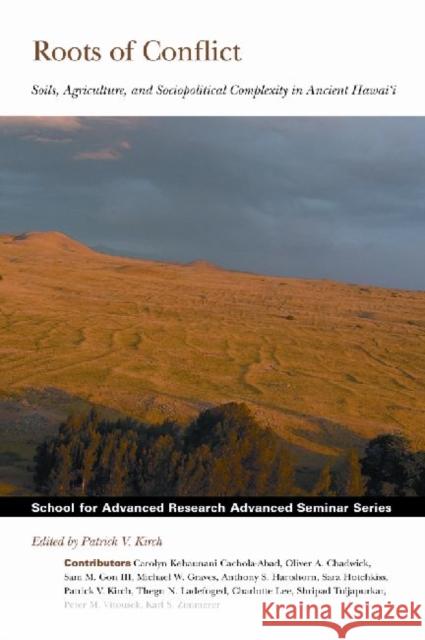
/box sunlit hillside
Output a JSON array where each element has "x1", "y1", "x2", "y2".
[{"x1": 1, "y1": 231, "x2": 424, "y2": 472}]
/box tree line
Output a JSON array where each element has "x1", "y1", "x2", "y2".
[{"x1": 33, "y1": 403, "x2": 425, "y2": 497}]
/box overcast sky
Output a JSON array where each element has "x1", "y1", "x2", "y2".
[{"x1": 0, "y1": 117, "x2": 424, "y2": 289}]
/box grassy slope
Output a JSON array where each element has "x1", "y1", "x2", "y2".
[{"x1": 0, "y1": 231, "x2": 424, "y2": 490}]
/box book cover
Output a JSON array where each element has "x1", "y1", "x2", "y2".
[{"x1": 0, "y1": 1, "x2": 424, "y2": 638}]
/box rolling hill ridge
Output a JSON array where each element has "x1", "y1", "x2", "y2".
[{"x1": 0, "y1": 231, "x2": 424, "y2": 472}]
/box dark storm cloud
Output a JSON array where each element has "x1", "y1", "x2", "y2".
[{"x1": 0, "y1": 117, "x2": 424, "y2": 289}]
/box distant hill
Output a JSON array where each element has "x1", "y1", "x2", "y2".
[
  {"x1": 0, "y1": 230, "x2": 424, "y2": 464},
  {"x1": 2, "y1": 231, "x2": 94, "y2": 254}
]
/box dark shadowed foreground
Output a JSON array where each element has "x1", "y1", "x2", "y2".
[{"x1": 34, "y1": 403, "x2": 425, "y2": 497}]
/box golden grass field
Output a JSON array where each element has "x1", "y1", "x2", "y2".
[{"x1": 0, "y1": 230, "x2": 424, "y2": 487}]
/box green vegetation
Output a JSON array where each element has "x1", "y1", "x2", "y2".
[
  {"x1": 34, "y1": 404, "x2": 295, "y2": 496},
  {"x1": 33, "y1": 402, "x2": 425, "y2": 497},
  {"x1": 361, "y1": 434, "x2": 425, "y2": 496}
]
